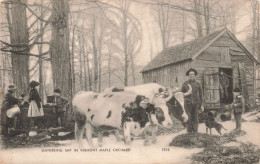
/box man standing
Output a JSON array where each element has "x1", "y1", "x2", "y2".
[
  {"x1": 181, "y1": 68, "x2": 204, "y2": 133},
  {"x1": 219, "y1": 71, "x2": 230, "y2": 102},
  {"x1": 53, "y1": 89, "x2": 68, "y2": 128},
  {"x1": 232, "y1": 88, "x2": 244, "y2": 131}
]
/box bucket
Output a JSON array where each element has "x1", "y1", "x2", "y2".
[
  {"x1": 224, "y1": 105, "x2": 231, "y2": 111},
  {"x1": 208, "y1": 110, "x2": 217, "y2": 117},
  {"x1": 29, "y1": 131, "x2": 37, "y2": 137},
  {"x1": 220, "y1": 112, "x2": 232, "y2": 121},
  {"x1": 6, "y1": 105, "x2": 21, "y2": 118}
]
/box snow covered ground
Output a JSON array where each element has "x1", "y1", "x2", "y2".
[{"x1": 0, "y1": 111, "x2": 259, "y2": 164}]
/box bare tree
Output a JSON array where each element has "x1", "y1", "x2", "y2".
[
  {"x1": 155, "y1": 0, "x2": 172, "y2": 49},
  {"x1": 37, "y1": 0, "x2": 45, "y2": 102},
  {"x1": 82, "y1": 35, "x2": 88, "y2": 91},
  {"x1": 77, "y1": 31, "x2": 83, "y2": 90},
  {"x1": 50, "y1": 0, "x2": 72, "y2": 99},
  {"x1": 6, "y1": 1, "x2": 30, "y2": 96},
  {"x1": 113, "y1": 0, "x2": 142, "y2": 86}
]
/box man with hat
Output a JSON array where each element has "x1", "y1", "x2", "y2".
[
  {"x1": 52, "y1": 89, "x2": 68, "y2": 128},
  {"x1": 1, "y1": 85, "x2": 19, "y2": 137},
  {"x1": 181, "y1": 68, "x2": 204, "y2": 133},
  {"x1": 231, "y1": 87, "x2": 244, "y2": 131}
]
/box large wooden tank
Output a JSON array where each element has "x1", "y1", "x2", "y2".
[{"x1": 16, "y1": 104, "x2": 56, "y2": 131}]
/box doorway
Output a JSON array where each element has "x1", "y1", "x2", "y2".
[{"x1": 219, "y1": 68, "x2": 233, "y2": 104}]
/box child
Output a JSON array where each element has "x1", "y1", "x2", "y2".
[
  {"x1": 52, "y1": 89, "x2": 68, "y2": 128},
  {"x1": 28, "y1": 80, "x2": 44, "y2": 129},
  {"x1": 231, "y1": 88, "x2": 244, "y2": 131}
]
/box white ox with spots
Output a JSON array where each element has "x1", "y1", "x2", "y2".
[{"x1": 73, "y1": 83, "x2": 191, "y2": 147}]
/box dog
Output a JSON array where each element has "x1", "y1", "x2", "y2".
[{"x1": 205, "y1": 116, "x2": 227, "y2": 135}]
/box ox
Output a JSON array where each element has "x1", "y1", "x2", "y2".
[{"x1": 73, "y1": 83, "x2": 191, "y2": 147}]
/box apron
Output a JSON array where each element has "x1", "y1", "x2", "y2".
[{"x1": 27, "y1": 100, "x2": 44, "y2": 117}]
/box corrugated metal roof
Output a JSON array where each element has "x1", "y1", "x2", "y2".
[{"x1": 141, "y1": 29, "x2": 226, "y2": 72}]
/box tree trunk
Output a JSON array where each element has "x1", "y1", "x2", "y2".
[
  {"x1": 10, "y1": 0, "x2": 30, "y2": 96},
  {"x1": 98, "y1": 48, "x2": 102, "y2": 92},
  {"x1": 123, "y1": 9, "x2": 128, "y2": 86},
  {"x1": 78, "y1": 32, "x2": 83, "y2": 90},
  {"x1": 1, "y1": 50, "x2": 6, "y2": 100},
  {"x1": 252, "y1": 1, "x2": 256, "y2": 56},
  {"x1": 108, "y1": 51, "x2": 111, "y2": 87},
  {"x1": 50, "y1": 0, "x2": 71, "y2": 99},
  {"x1": 157, "y1": 0, "x2": 170, "y2": 50},
  {"x1": 86, "y1": 52, "x2": 92, "y2": 91},
  {"x1": 98, "y1": 22, "x2": 103, "y2": 92},
  {"x1": 129, "y1": 52, "x2": 135, "y2": 85},
  {"x1": 108, "y1": 35, "x2": 112, "y2": 87},
  {"x1": 82, "y1": 36, "x2": 88, "y2": 91},
  {"x1": 257, "y1": 1, "x2": 260, "y2": 61},
  {"x1": 92, "y1": 17, "x2": 98, "y2": 92},
  {"x1": 182, "y1": 0, "x2": 186, "y2": 43},
  {"x1": 203, "y1": 0, "x2": 210, "y2": 35},
  {"x1": 71, "y1": 25, "x2": 76, "y2": 94},
  {"x1": 194, "y1": 0, "x2": 203, "y2": 37},
  {"x1": 38, "y1": 0, "x2": 44, "y2": 103}
]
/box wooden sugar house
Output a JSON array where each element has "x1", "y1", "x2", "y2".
[{"x1": 141, "y1": 29, "x2": 259, "y2": 110}]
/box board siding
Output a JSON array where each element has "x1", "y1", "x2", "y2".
[{"x1": 142, "y1": 31, "x2": 256, "y2": 104}]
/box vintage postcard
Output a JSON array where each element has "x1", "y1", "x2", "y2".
[{"x1": 0, "y1": 0, "x2": 260, "y2": 163}]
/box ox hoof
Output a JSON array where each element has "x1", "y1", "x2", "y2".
[
  {"x1": 144, "y1": 140, "x2": 150, "y2": 146},
  {"x1": 152, "y1": 139, "x2": 157, "y2": 144}
]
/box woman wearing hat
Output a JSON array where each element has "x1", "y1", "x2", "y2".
[
  {"x1": 1, "y1": 85, "x2": 19, "y2": 137},
  {"x1": 181, "y1": 68, "x2": 204, "y2": 133},
  {"x1": 28, "y1": 80, "x2": 44, "y2": 129},
  {"x1": 231, "y1": 87, "x2": 244, "y2": 131}
]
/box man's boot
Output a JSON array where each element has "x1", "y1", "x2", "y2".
[
  {"x1": 187, "y1": 123, "x2": 193, "y2": 133},
  {"x1": 192, "y1": 123, "x2": 198, "y2": 133}
]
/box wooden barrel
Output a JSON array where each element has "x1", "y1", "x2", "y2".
[
  {"x1": 17, "y1": 104, "x2": 56, "y2": 131},
  {"x1": 208, "y1": 110, "x2": 217, "y2": 117},
  {"x1": 42, "y1": 105, "x2": 56, "y2": 128},
  {"x1": 17, "y1": 104, "x2": 31, "y2": 131},
  {"x1": 220, "y1": 112, "x2": 231, "y2": 121}
]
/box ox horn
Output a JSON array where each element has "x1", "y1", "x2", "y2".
[
  {"x1": 183, "y1": 84, "x2": 192, "y2": 96},
  {"x1": 163, "y1": 87, "x2": 179, "y2": 102},
  {"x1": 171, "y1": 87, "x2": 180, "y2": 94}
]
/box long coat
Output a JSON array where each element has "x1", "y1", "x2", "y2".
[{"x1": 1, "y1": 91, "x2": 19, "y2": 125}]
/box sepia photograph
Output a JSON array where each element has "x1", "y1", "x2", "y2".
[{"x1": 0, "y1": 0, "x2": 260, "y2": 163}]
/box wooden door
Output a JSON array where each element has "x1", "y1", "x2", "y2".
[{"x1": 204, "y1": 67, "x2": 221, "y2": 109}]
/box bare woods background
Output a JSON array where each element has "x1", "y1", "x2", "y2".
[{"x1": 0, "y1": 0, "x2": 260, "y2": 103}]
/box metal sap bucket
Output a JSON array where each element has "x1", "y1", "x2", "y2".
[
  {"x1": 220, "y1": 112, "x2": 232, "y2": 121},
  {"x1": 6, "y1": 105, "x2": 21, "y2": 118}
]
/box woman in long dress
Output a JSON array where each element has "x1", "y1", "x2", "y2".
[{"x1": 28, "y1": 80, "x2": 44, "y2": 129}]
